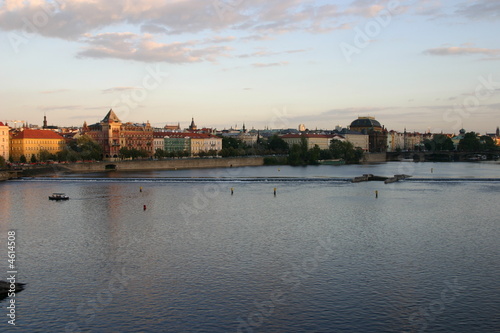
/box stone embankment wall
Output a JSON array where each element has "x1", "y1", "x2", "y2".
[
  {"x1": 52, "y1": 157, "x2": 265, "y2": 173},
  {"x1": 362, "y1": 153, "x2": 387, "y2": 163},
  {"x1": 0, "y1": 171, "x2": 20, "y2": 181},
  {"x1": 0, "y1": 171, "x2": 9, "y2": 181}
]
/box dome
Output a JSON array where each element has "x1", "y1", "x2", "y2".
[{"x1": 350, "y1": 117, "x2": 382, "y2": 129}]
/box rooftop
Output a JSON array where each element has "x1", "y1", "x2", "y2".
[{"x1": 11, "y1": 129, "x2": 64, "y2": 140}]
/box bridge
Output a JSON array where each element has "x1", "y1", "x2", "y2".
[{"x1": 387, "y1": 151, "x2": 499, "y2": 162}]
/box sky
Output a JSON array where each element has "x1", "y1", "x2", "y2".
[{"x1": 0, "y1": 0, "x2": 499, "y2": 134}]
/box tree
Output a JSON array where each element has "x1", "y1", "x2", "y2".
[
  {"x1": 268, "y1": 135, "x2": 289, "y2": 153},
  {"x1": 0, "y1": 156, "x2": 6, "y2": 168},
  {"x1": 20, "y1": 155, "x2": 27, "y2": 164},
  {"x1": 222, "y1": 137, "x2": 246, "y2": 150},
  {"x1": 8, "y1": 156, "x2": 14, "y2": 163},
  {"x1": 480, "y1": 136, "x2": 497, "y2": 151},
  {"x1": 39, "y1": 149, "x2": 51, "y2": 162},
  {"x1": 330, "y1": 140, "x2": 363, "y2": 164},
  {"x1": 154, "y1": 148, "x2": 165, "y2": 159},
  {"x1": 74, "y1": 135, "x2": 103, "y2": 160},
  {"x1": 458, "y1": 132, "x2": 481, "y2": 151},
  {"x1": 30, "y1": 154, "x2": 37, "y2": 163},
  {"x1": 424, "y1": 134, "x2": 454, "y2": 151}
]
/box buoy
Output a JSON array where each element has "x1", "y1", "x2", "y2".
[
  {"x1": 278, "y1": 168, "x2": 280, "y2": 172},
  {"x1": 274, "y1": 188, "x2": 277, "y2": 196},
  {"x1": 140, "y1": 186, "x2": 143, "y2": 192},
  {"x1": 231, "y1": 187, "x2": 234, "y2": 195},
  {"x1": 375, "y1": 190, "x2": 378, "y2": 198},
  {"x1": 143, "y1": 205, "x2": 147, "y2": 211}
]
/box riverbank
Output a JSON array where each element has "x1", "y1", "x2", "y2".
[
  {"x1": 0, "y1": 170, "x2": 21, "y2": 181},
  {"x1": 19, "y1": 156, "x2": 266, "y2": 176}
]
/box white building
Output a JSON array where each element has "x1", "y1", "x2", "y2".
[
  {"x1": 0, "y1": 122, "x2": 9, "y2": 161},
  {"x1": 387, "y1": 130, "x2": 405, "y2": 152}
]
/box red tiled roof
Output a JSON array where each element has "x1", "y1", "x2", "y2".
[
  {"x1": 281, "y1": 134, "x2": 334, "y2": 139},
  {"x1": 153, "y1": 132, "x2": 174, "y2": 138},
  {"x1": 11, "y1": 129, "x2": 64, "y2": 140},
  {"x1": 165, "y1": 132, "x2": 219, "y2": 139},
  {"x1": 0, "y1": 122, "x2": 5, "y2": 126}
]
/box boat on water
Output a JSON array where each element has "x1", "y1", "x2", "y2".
[{"x1": 49, "y1": 193, "x2": 69, "y2": 201}]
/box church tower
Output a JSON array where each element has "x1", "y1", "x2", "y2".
[{"x1": 189, "y1": 117, "x2": 197, "y2": 131}]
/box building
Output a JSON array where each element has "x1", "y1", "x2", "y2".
[
  {"x1": 153, "y1": 132, "x2": 170, "y2": 152},
  {"x1": 486, "y1": 127, "x2": 500, "y2": 146},
  {"x1": 85, "y1": 109, "x2": 154, "y2": 159},
  {"x1": 335, "y1": 128, "x2": 369, "y2": 151},
  {"x1": 281, "y1": 133, "x2": 338, "y2": 150},
  {"x1": 10, "y1": 129, "x2": 66, "y2": 161},
  {"x1": 387, "y1": 130, "x2": 405, "y2": 152},
  {"x1": 0, "y1": 122, "x2": 10, "y2": 161},
  {"x1": 164, "y1": 132, "x2": 222, "y2": 156},
  {"x1": 164, "y1": 134, "x2": 191, "y2": 154},
  {"x1": 121, "y1": 121, "x2": 154, "y2": 155},
  {"x1": 349, "y1": 117, "x2": 387, "y2": 152},
  {"x1": 188, "y1": 118, "x2": 197, "y2": 131},
  {"x1": 164, "y1": 123, "x2": 181, "y2": 131},
  {"x1": 450, "y1": 129, "x2": 467, "y2": 150}
]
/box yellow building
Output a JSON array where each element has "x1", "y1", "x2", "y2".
[
  {"x1": 0, "y1": 122, "x2": 9, "y2": 161},
  {"x1": 281, "y1": 134, "x2": 338, "y2": 150},
  {"x1": 10, "y1": 129, "x2": 66, "y2": 161}
]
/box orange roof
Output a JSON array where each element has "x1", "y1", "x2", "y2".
[
  {"x1": 11, "y1": 129, "x2": 64, "y2": 140},
  {"x1": 166, "y1": 132, "x2": 219, "y2": 139},
  {"x1": 281, "y1": 134, "x2": 334, "y2": 139},
  {"x1": 0, "y1": 122, "x2": 5, "y2": 126}
]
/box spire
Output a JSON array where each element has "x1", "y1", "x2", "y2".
[
  {"x1": 102, "y1": 109, "x2": 122, "y2": 123},
  {"x1": 189, "y1": 117, "x2": 197, "y2": 131},
  {"x1": 43, "y1": 114, "x2": 47, "y2": 129},
  {"x1": 496, "y1": 126, "x2": 499, "y2": 136}
]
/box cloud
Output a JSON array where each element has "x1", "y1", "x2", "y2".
[
  {"x1": 238, "y1": 48, "x2": 309, "y2": 58},
  {"x1": 424, "y1": 46, "x2": 500, "y2": 57},
  {"x1": 252, "y1": 61, "x2": 289, "y2": 68},
  {"x1": 102, "y1": 87, "x2": 140, "y2": 94},
  {"x1": 455, "y1": 0, "x2": 500, "y2": 21},
  {"x1": 0, "y1": 0, "x2": 409, "y2": 41},
  {"x1": 78, "y1": 33, "x2": 232, "y2": 63}
]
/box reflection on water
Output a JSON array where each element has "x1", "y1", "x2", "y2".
[{"x1": 0, "y1": 162, "x2": 499, "y2": 332}]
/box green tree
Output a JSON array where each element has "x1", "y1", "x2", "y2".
[
  {"x1": 222, "y1": 137, "x2": 246, "y2": 150},
  {"x1": 458, "y1": 132, "x2": 481, "y2": 151},
  {"x1": 73, "y1": 135, "x2": 103, "y2": 160},
  {"x1": 0, "y1": 156, "x2": 6, "y2": 168},
  {"x1": 20, "y1": 155, "x2": 27, "y2": 164},
  {"x1": 307, "y1": 145, "x2": 321, "y2": 165},
  {"x1": 329, "y1": 140, "x2": 363, "y2": 164},
  {"x1": 154, "y1": 148, "x2": 165, "y2": 159},
  {"x1": 30, "y1": 154, "x2": 37, "y2": 163},
  {"x1": 8, "y1": 156, "x2": 14, "y2": 163},
  {"x1": 424, "y1": 134, "x2": 454, "y2": 151},
  {"x1": 268, "y1": 135, "x2": 289, "y2": 153},
  {"x1": 480, "y1": 136, "x2": 497, "y2": 151},
  {"x1": 39, "y1": 149, "x2": 51, "y2": 162}
]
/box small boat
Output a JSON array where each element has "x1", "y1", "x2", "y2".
[
  {"x1": 49, "y1": 193, "x2": 69, "y2": 201},
  {"x1": 0, "y1": 280, "x2": 25, "y2": 293}
]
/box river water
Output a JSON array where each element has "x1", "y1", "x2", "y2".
[{"x1": 0, "y1": 162, "x2": 499, "y2": 332}]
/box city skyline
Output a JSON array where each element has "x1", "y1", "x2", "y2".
[{"x1": 1, "y1": 0, "x2": 499, "y2": 133}]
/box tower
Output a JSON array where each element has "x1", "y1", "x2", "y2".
[
  {"x1": 189, "y1": 117, "x2": 197, "y2": 131},
  {"x1": 43, "y1": 114, "x2": 47, "y2": 129}
]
